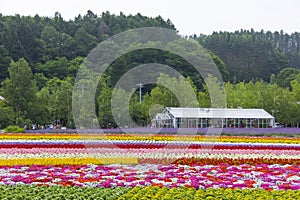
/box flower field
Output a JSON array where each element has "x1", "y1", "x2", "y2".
[{"x1": 0, "y1": 133, "x2": 299, "y2": 199}]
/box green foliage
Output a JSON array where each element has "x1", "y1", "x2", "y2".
[
  {"x1": 0, "y1": 12, "x2": 230, "y2": 92},
  {"x1": 138, "y1": 74, "x2": 199, "y2": 123},
  {"x1": 34, "y1": 73, "x2": 48, "y2": 90},
  {"x1": 203, "y1": 74, "x2": 226, "y2": 108},
  {"x1": 0, "y1": 101, "x2": 14, "y2": 129},
  {"x1": 275, "y1": 68, "x2": 300, "y2": 88},
  {"x1": 36, "y1": 77, "x2": 73, "y2": 127},
  {"x1": 97, "y1": 78, "x2": 114, "y2": 128},
  {"x1": 207, "y1": 51, "x2": 229, "y2": 81},
  {"x1": 1, "y1": 58, "x2": 40, "y2": 123},
  {"x1": 0, "y1": 11, "x2": 176, "y2": 66},
  {"x1": 3, "y1": 125, "x2": 24, "y2": 133},
  {"x1": 0, "y1": 45, "x2": 11, "y2": 83},
  {"x1": 197, "y1": 29, "x2": 295, "y2": 82},
  {"x1": 36, "y1": 57, "x2": 72, "y2": 79}
]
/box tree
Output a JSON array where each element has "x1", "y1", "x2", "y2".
[
  {"x1": 41, "y1": 25, "x2": 62, "y2": 59},
  {"x1": 207, "y1": 51, "x2": 229, "y2": 82},
  {"x1": 1, "y1": 58, "x2": 38, "y2": 125},
  {"x1": 0, "y1": 101, "x2": 14, "y2": 128},
  {"x1": 111, "y1": 87, "x2": 132, "y2": 127},
  {"x1": 97, "y1": 79, "x2": 114, "y2": 128},
  {"x1": 198, "y1": 90, "x2": 211, "y2": 108},
  {"x1": 34, "y1": 73, "x2": 48, "y2": 90},
  {"x1": 37, "y1": 77, "x2": 73, "y2": 127},
  {"x1": 276, "y1": 68, "x2": 300, "y2": 88},
  {"x1": 73, "y1": 27, "x2": 98, "y2": 56},
  {"x1": 0, "y1": 45, "x2": 11, "y2": 82},
  {"x1": 35, "y1": 57, "x2": 70, "y2": 79},
  {"x1": 203, "y1": 74, "x2": 226, "y2": 108},
  {"x1": 139, "y1": 74, "x2": 199, "y2": 124},
  {"x1": 290, "y1": 79, "x2": 300, "y2": 126},
  {"x1": 276, "y1": 88, "x2": 296, "y2": 125},
  {"x1": 224, "y1": 82, "x2": 236, "y2": 108},
  {"x1": 197, "y1": 30, "x2": 293, "y2": 82}
]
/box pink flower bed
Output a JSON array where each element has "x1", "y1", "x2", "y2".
[
  {"x1": 0, "y1": 164, "x2": 299, "y2": 190},
  {"x1": 1, "y1": 148, "x2": 299, "y2": 156}
]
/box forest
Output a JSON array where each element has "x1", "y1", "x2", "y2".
[{"x1": 0, "y1": 10, "x2": 300, "y2": 129}]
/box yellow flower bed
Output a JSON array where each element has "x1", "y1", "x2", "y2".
[
  {"x1": 1, "y1": 185, "x2": 299, "y2": 199},
  {"x1": 0, "y1": 133, "x2": 299, "y2": 144},
  {"x1": 0, "y1": 157, "x2": 138, "y2": 166},
  {"x1": 118, "y1": 186, "x2": 300, "y2": 200}
]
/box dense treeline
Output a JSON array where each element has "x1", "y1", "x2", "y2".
[
  {"x1": 0, "y1": 11, "x2": 178, "y2": 129},
  {"x1": 196, "y1": 29, "x2": 300, "y2": 82},
  {"x1": 1, "y1": 12, "x2": 300, "y2": 83},
  {"x1": 0, "y1": 11, "x2": 176, "y2": 82},
  {"x1": 1, "y1": 11, "x2": 300, "y2": 129},
  {"x1": 0, "y1": 11, "x2": 227, "y2": 90}
]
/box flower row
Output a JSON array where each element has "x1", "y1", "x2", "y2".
[
  {"x1": 1, "y1": 133, "x2": 299, "y2": 144},
  {"x1": 119, "y1": 186, "x2": 300, "y2": 200},
  {"x1": 0, "y1": 164, "x2": 299, "y2": 190},
  {"x1": 0, "y1": 185, "x2": 129, "y2": 200},
  {"x1": 1, "y1": 185, "x2": 300, "y2": 200},
  {"x1": 1, "y1": 147, "x2": 300, "y2": 155},
  {"x1": 0, "y1": 140, "x2": 299, "y2": 151},
  {"x1": 0, "y1": 156, "x2": 299, "y2": 166},
  {"x1": 0, "y1": 151, "x2": 299, "y2": 162},
  {"x1": 144, "y1": 157, "x2": 300, "y2": 165},
  {"x1": 0, "y1": 157, "x2": 138, "y2": 166}
]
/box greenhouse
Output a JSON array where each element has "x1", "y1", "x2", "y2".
[{"x1": 151, "y1": 107, "x2": 275, "y2": 128}]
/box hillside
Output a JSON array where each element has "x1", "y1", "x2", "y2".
[
  {"x1": 0, "y1": 11, "x2": 299, "y2": 83},
  {"x1": 0, "y1": 11, "x2": 176, "y2": 82},
  {"x1": 196, "y1": 29, "x2": 300, "y2": 82}
]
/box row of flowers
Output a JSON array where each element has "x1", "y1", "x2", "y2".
[
  {"x1": 0, "y1": 149, "x2": 299, "y2": 164},
  {"x1": 0, "y1": 156, "x2": 299, "y2": 166},
  {"x1": 1, "y1": 185, "x2": 299, "y2": 200},
  {"x1": 119, "y1": 186, "x2": 300, "y2": 200},
  {"x1": 0, "y1": 157, "x2": 138, "y2": 166},
  {"x1": 0, "y1": 164, "x2": 299, "y2": 190},
  {"x1": 1, "y1": 133, "x2": 299, "y2": 144},
  {"x1": 0, "y1": 184, "x2": 130, "y2": 200},
  {"x1": 2, "y1": 147, "x2": 300, "y2": 156},
  {"x1": 0, "y1": 140, "x2": 300, "y2": 151},
  {"x1": 149, "y1": 157, "x2": 300, "y2": 165}
]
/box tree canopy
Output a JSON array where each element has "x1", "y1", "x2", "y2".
[
  {"x1": 1, "y1": 11, "x2": 300, "y2": 128},
  {"x1": 196, "y1": 29, "x2": 299, "y2": 82}
]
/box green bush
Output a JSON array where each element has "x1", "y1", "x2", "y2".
[{"x1": 3, "y1": 125, "x2": 24, "y2": 133}]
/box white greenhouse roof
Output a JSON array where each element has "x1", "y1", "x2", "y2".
[
  {"x1": 165, "y1": 107, "x2": 274, "y2": 119},
  {"x1": 154, "y1": 113, "x2": 171, "y2": 120}
]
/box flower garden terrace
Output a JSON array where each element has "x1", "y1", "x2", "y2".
[{"x1": 0, "y1": 131, "x2": 299, "y2": 199}]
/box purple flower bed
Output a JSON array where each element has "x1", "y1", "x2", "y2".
[{"x1": 24, "y1": 127, "x2": 300, "y2": 135}]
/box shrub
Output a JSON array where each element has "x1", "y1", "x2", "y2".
[{"x1": 3, "y1": 125, "x2": 24, "y2": 133}]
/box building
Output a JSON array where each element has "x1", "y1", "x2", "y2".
[{"x1": 151, "y1": 107, "x2": 275, "y2": 128}]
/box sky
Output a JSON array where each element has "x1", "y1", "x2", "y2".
[{"x1": 0, "y1": 0, "x2": 300, "y2": 36}]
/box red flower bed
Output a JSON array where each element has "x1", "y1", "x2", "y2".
[{"x1": 138, "y1": 157, "x2": 300, "y2": 165}]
